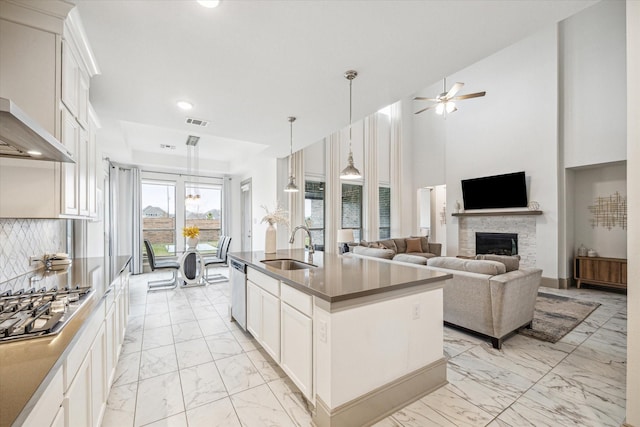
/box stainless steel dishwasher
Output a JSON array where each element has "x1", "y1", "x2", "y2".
[{"x1": 229, "y1": 258, "x2": 247, "y2": 330}]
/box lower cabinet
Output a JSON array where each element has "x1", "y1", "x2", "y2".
[
  {"x1": 247, "y1": 280, "x2": 281, "y2": 362},
  {"x1": 51, "y1": 406, "x2": 65, "y2": 427},
  {"x1": 280, "y1": 302, "x2": 313, "y2": 399},
  {"x1": 246, "y1": 268, "x2": 313, "y2": 401},
  {"x1": 90, "y1": 324, "x2": 107, "y2": 427},
  {"x1": 65, "y1": 354, "x2": 92, "y2": 427}
]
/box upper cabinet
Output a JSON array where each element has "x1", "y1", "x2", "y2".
[{"x1": 0, "y1": 2, "x2": 101, "y2": 219}]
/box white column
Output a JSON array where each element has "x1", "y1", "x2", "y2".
[
  {"x1": 363, "y1": 114, "x2": 379, "y2": 241},
  {"x1": 390, "y1": 102, "x2": 404, "y2": 238},
  {"x1": 324, "y1": 133, "x2": 342, "y2": 253}
]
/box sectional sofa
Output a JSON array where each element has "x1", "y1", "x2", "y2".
[{"x1": 350, "y1": 244, "x2": 542, "y2": 349}]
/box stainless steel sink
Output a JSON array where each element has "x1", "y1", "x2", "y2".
[{"x1": 261, "y1": 259, "x2": 316, "y2": 270}]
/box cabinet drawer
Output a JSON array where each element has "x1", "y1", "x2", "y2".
[
  {"x1": 281, "y1": 284, "x2": 312, "y2": 317},
  {"x1": 248, "y1": 268, "x2": 280, "y2": 296}
]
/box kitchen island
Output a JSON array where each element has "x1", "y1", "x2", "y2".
[
  {"x1": 0, "y1": 256, "x2": 130, "y2": 427},
  {"x1": 228, "y1": 249, "x2": 452, "y2": 427}
]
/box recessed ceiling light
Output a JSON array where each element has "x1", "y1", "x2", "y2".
[
  {"x1": 197, "y1": 0, "x2": 220, "y2": 8},
  {"x1": 177, "y1": 101, "x2": 193, "y2": 110},
  {"x1": 27, "y1": 150, "x2": 42, "y2": 156}
]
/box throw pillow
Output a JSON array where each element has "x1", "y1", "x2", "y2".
[
  {"x1": 475, "y1": 254, "x2": 520, "y2": 272},
  {"x1": 368, "y1": 242, "x2": 385, "y2": 249},
  {"x1": 405, "y1": 238, "x2": 423, "y2": 253}
]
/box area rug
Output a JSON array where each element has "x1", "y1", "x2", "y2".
[{"x1": 518, "y1": 292, "x2": 601, "y2": 343}]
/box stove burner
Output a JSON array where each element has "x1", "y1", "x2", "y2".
[{"x1": 0, "y1": 285, "x2": 93, "y2": 342}]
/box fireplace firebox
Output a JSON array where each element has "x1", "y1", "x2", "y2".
[{"x1": 476, "y1": 232, "x2": 518, "y2": 256}]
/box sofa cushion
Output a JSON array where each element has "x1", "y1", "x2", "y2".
[
  {"x1": 368, "y1": 242, "x2": 386, "y2": 249},
  {"x1": 407, "y1": 252, "x2": 437, "y2": 259},
  {"x1": 393, "y1": 254, "x2": 428, "y2": 265},
  {"x1": 405, "y1": 238, "x2": 423, "y2": 253},
  {"x1": 392, "y1": 238, "x2": 407, "y2": 254},
  {"x1": 377, "y1": 239, "x2": 398, "y2": 253},
  {"x1": 475, "y1": 254, "x2": 520, "y2": 272},
  {"x1": 352, "y1": 246, "x2": 395, "y2": 259},
  {"x1": 427, "y1": 257, "x2": 507, "y2": 275}
]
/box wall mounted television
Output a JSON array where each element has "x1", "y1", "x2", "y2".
[{"x1": 461, "y1": 171, "x2": 528, "y2": 210}]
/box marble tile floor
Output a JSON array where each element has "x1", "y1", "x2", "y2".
[{"x1": 102, "y1": 271, "x2": 627, "y2": 427}]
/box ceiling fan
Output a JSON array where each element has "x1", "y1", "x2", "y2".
[{"x1": 414, "y1": 78, "x2": 486, "y2": 116}]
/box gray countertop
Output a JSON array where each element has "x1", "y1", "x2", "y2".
[
  {"x1": 0, "y1": 256, "x2": 130, "y2": 427},
  {"x1": 228, "y1": 249, "x2": 451, "y2": 303}
]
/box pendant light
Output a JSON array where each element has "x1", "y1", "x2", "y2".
[
  {"x1": 185, "y1": 135, "x2": 201, "y2": 205},
  {"x1": 284, "y1": 116, "x2": 299, "y2": 193},
  {"x1": 340, "y1": 70, "x2": 361, "y2": 180}
]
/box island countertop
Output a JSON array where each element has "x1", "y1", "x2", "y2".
[{"x1": 228, "y1": 249, "x2": 451, "y2": 303}]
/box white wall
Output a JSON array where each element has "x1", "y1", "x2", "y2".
[
  {"x1": 562, "y1": 0, "x2": 627, "y2": 168},
  {"x1": 412, "y1": 83, "x2": 447, "y2": 188},
  {"x1": 572, "y1": 162, "x2": 627, "y2": 259},
  {"x1": 626, "y1": 1, "x2": 639, "y2": 424},
  {"x1": 304, "y1": 139, "x2": 326, "y2": 178},
  {"x1": 233, "y1": 155, "x2": 278, "y2": 253},
  {"x1": 439, "y1": 27, "x2": 560, "y2": 277}
]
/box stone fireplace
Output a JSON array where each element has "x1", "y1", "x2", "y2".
[{"x1": 457, "y1": 214, "x2": 537, "y2": 268}]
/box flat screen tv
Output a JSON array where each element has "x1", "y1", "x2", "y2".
[{"x1": 461, "y1": 171, "x2": 528, "y2": 210}]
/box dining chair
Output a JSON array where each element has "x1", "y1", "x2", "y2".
[
  {"x1": 203, "y1": 236, "x2": 231, "y2": 283},
  {"x1": 144, "y1": 239, "x2": 180, "y2": 290}
]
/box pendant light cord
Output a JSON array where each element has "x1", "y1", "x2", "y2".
[{"x1": 349, "y1": 76, "x2": 353, "y2": 152}]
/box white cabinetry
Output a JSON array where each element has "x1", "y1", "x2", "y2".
[
  {"x1": 64, "y1": 354, "x2": 92, "y2": 427},
  {"x1": 0, "y1": 2, "x2": 98, "y2": 219},
  {"x1": 246, "y1": 268, "x2": 281, "y2": 362},
  {"x1": 245, "y1": 268, "x2": 313, "y2": 400},
  {"x1": 281, "y1": 302, "x2": 313, "y2": 399},
  {"x1": 280, "y1": 284, "x2": 313, "y2": 399}
]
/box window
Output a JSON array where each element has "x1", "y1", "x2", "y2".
[
  {"x1": 305, "y1": 181, "x2": 325, "y2": 250},
  {"x1": 142, "y1": 180, "x2": 176, "y2": 256},
  {"x1": 184, "y1": 183, "x2": 222, "y2": 254},
  {"x1": 341, "y1": 183, "x2": 363, "y2": 242},
  {"x1": 379, "y1": 187, "x2": 391, "y2": 239}
]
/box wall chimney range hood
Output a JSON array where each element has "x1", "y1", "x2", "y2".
[{"x1": 0, "y1": 98, "x2": 75, "y2": 163}]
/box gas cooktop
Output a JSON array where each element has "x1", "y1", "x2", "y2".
[{"x1": 0, "y1": 285, "x2": 93, "y2": 343}]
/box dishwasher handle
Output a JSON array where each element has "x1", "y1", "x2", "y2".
[{"x1": 230, "y1": 259, "x2": 246, "y2": 273}]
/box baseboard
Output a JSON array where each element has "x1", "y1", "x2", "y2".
[{"x1": 312, "y1": 358, "x2": 447, "y2": 427}]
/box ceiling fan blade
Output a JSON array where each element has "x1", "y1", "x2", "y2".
[
  {"x1": 453, "y1": 91, "x2": 486, "y2": 100},
  {"x1": 446, "y1": 82, "x2": 464, "y2": 99},
  {"x1": 413, "y1": 97, "x2": 440, "y2": 101},
  {"x1": 414, "y1": 105, "x2": 437, "y2": 115}
]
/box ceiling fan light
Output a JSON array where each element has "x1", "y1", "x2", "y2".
[
  {"x1": 284, "y1": 176, "x2": 299, "y2": 193},
  {"x1": 435, "y1": 103, "x2": 445, "y2": 115},
  {"x1": 446, "y1": 102, "x2": 456, "y2": 114}
]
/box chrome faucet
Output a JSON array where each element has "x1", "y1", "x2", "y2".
[{"x1": 289, "y1": 225, "x2": 315, "y2": 254}]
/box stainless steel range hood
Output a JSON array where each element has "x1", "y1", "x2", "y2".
[{"x1": 0, "y1": 97, "x2": 75, "y2": 163}]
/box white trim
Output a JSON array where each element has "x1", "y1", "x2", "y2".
[{"x1": 64, "y1": 8, "x2": 101, "y2": 76}]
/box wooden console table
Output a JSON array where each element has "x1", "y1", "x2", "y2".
[{"x1": 574, "y1": 256, "x2": 627, "y2": 290}]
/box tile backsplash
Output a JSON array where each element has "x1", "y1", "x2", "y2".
[{"x1": 0, "y1": 219, "x2": 66, "y2": 283}]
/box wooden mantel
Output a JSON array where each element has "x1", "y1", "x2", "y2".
[{"x1": 452, "y1": 210, "x2": 543, "y2": 217}]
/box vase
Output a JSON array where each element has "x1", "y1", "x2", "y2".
[
  {"x1": 265, "y1": 223, "x2": 277, "y2": 254},
  {"x1": 186, "y1": 236, "x2": 199, "y2": 249}
]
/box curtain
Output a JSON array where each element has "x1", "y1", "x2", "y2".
[
  {"x1": 324, "y1": 132, "x2": 342, "y2": 253},
  {"x1": 390, "y1": 102, "x2": 403, "y2": 238},
  {"x1": 363, "y1": 114, "x2": 379, "y2": 241},
  {"x1": 222, "y1": 176, "x2": 232, "y2": 239},
  {"x1": 288, "y1": 150, "x2": 305, "y2": 248},
  {"x1": 109, "y1": 163, "x2": 142, "y2": 275}
]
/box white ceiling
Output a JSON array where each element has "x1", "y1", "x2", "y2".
[{"x1": 75, "y1": 0, "x2": 596, "y2": 174}]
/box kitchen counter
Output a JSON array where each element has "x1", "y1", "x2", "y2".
[
  {"x1": 229, "y1": 249, "x2": 451, "y2": 426},
  {"x1": 228, "y1": 249, "x2": 452, "y2": 303},
  {"x1": 0, "y1": 256, "x2": 130, "y2": 427}
]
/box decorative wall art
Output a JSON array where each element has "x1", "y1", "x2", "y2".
[
  {"x1": 588, "y1": 191, "x2": 627, "y2": 230},
  {"x1": 440, "y1": 204, "x2": 447, "y2": 225}
]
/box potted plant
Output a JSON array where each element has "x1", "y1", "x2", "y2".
[{"x1": 183, "y1": 225, "x2": 200, "y2": 249}]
